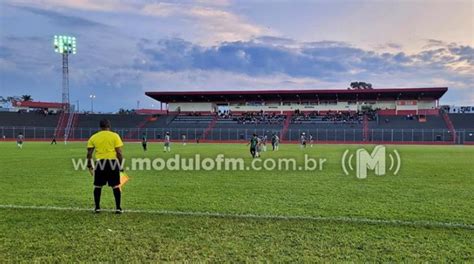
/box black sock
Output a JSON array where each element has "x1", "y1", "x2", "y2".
[
  {"x1": 94, "y1": 187, "x2": 102, "y2": 209},
  {"x1": 113, "y1": 188, "x2": 121, "y2": 210}
]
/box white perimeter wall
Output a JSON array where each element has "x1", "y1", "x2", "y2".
[
  {"x1": 229, "y1": 103, "x2": 358, "y2": 112},
  {"x1": 418, "y1": 101, "x2": 437, "y2": 109},
  {"x1": 168, "y1": 100, "x2": 437, "y2": 113},
  {"x1": 168, "y1": 102, "x2": 214, "y2": 112}
]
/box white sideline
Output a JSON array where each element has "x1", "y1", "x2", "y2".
[{"x1": 1, "y1": 204, "x2": 473, "y2": 230}]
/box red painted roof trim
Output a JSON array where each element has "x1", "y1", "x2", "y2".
[
  {"x1": 12, "y1": 100, "x2": 65, "y2": 108},
  {"x1": 146, "y1": 87, "x2": 447, "y2": 97}
]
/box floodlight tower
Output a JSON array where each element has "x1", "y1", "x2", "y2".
[{"x1": 53, "y1": 35, "x2": 77, "y2": 112}]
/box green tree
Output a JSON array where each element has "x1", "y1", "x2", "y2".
[
  {"x1": 349, "y1": 82, "x2": 373, "y2": 90},
  {"x1": 21, "y1": 95, "x2": 33, "y2": 101}
]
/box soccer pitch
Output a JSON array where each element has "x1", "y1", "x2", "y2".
[{"x1": 1, "y1": 142, "x2": 473, "y2": 262}]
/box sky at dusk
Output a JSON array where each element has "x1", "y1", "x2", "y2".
[{"x1": 0, "y1": 0, "x2": 473, "y2": 112}]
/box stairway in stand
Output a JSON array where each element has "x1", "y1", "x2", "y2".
[
  {"x1": 202, "y1": 115, "x2": 218, "y2": 140},
  {"x1": 125, "y1": 116, "x2": 156, "y2": 140},
  {"x1": 441, "y1": 110, "x2": 456, "y2": 143},
  {"x1": 64, "y1": 112, "x2": 78, "y2": 141},
  {"x1": 54, "y1": 111, "x2": 77, "y2": 142},
  {"x1": 54, "y1": 112, "x2": 68, "y2": 140},
  {"x1": 362, "y1": 114, "x2": 369, "y2": 142},
  {"x1": 279, "y1": 112, "x2": 293, "y2": 141}
]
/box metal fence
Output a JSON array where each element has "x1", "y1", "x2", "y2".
[{"x1": 1, "y1": 126, "x2": 473, "y2": 144}]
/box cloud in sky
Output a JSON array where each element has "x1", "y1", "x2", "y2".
[
  {"x1": 17, "y1": 5, "x2": 108, "y2": 28},
  {"x1": 8, "y1": 0, "x2": 132, "y2": 13},
  {"x1": 8, "y1": 0, "x2": 268, "y2": 44},
  {"x1": 0, "y1": 0, "x2": 473, "y2": 111},
  {"x1": 136, "y1": 37, "x2": 473, "y2": 83}
]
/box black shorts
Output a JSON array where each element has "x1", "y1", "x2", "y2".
[{"x1": 94, "y1": 159, "x2": 120, "y2": 187}]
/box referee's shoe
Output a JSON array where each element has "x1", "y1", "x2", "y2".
[{"x1": 86, "y1": 119, "x2": 125, "y2": 214}]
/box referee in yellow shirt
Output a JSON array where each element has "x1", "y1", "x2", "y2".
[{"x1": 86, "y1": 119, "x2": 124, "y2": 214}]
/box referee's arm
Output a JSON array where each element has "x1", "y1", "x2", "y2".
[
  {"x1": 116, "y1": 147, "x2": 123, "y2": 171},
  {"x1": 87, "y1": 147, "x2": 94, "y2": 169}
]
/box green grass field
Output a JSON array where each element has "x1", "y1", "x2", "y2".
[{"x1": 0, "y1": 142, "x2": 473, "y2": 262}]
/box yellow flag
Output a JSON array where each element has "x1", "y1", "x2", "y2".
[{"x1": 119, "y1": 172, "x2": 130, "y2": 191}]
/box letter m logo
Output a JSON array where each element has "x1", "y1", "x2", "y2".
[{"x1": 356, "y1": 145, "x2": 386, "y2": 179}]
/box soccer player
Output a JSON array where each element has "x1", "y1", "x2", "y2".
[
  {"x1": 141, "y1": 132, "x2": 147, "y2": 151},
  {"x1": 51, "y1": 134, "x2": 57, "y2": 145},
  {"x1": 248, "y1": 133, "x2": 258, "y2": 158},
  {"x1": 16, "y1": 133, "x2": 24, "y2": 149},
  {"x1": 86, "y1": 119, "x2": 124, "y2": 214},
  {"x1": 300, "y1": 132, "x2": 307, "y2": 149},
  {"x1": 182, "y1": 134, "x2": 187, "y2": 146},
  {"x1": 262, "y1": 135, "x2": 268, "y2": 152},
  {"x1": 309, "y1": 133, "x2": 314, "y2": 147},
  {"x1": 272, "y1": 133, "x2": 280, "y2": 151},
  {"x1": 256, "y1": 135, "x2": 263, "y2": 157},
  {"x1": 164, "y1": 132, "x2": 171, "y2": 152}
]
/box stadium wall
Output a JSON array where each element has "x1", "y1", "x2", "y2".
[
  {"x1": 168, "y1": 102, "x2": 214, "y2": 112},
  {"x1": 169, "y1": 100, "x2": 438, "y2": 114},
  {"x1": 3, "y1": 138, "x2": 472, "y2": 145}
]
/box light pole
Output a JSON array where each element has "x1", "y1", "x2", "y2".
[
  {"x1": 89, "y1": 94, "x2": 96, "y2": 113},
  {"x1": 53, "y1": 35, "x2": 76, "y2": 112}
]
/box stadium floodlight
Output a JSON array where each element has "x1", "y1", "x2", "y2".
[
  {"x1": 89, "y1": 94, "x2": 96, "y2": 113},
  {"x1": 53, "y1": 35, "x2": 77, "y2": 114},
  {"x1": 54, "y1": 35, "x2": 77, "y2": 54}
]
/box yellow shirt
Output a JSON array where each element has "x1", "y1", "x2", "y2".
[{"x1": 87, "y1": 130, "x2": 124, "y2": 160}]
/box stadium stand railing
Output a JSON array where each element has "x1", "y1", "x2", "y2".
[
  {"x1": 363, "y1": 114, "x2": 369, "y2": 142},
  {"x1": 63, "y1": 112, "x2": 77, "y2": 142},
  {"x1": 202, "y1": 115, "x2": 218, "y2": 140},
  {"x1": 71, "y1": 113, "x2": 79, "y2": 138},
  {"x1": 0, "y1": 126, "x2": 459, "y2": 144},
  {"x1": 447, "y1": 113, "x2": 474, "y2": 144},
  {"x1": 3, "y1": 110, "x2": 474, "y2": 144},
  {"x1": 54, "y1": 111, "x2": 69, "y2": 140},
  {"x1": 441, "y1": 110, "x2": 456, "y2": 143},
  {"x1": 280, "y1": 112, "x2": 292, "y2": 141},
  {"x1": 166, "y1": 112, "x2": 179, "y2": 125}
]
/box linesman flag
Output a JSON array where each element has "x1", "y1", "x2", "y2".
[
  {"x1": 87, "y1": 169, "x2": 130, "y2": 191},
  {"x1": 119, "y1": 172, "x2": 130, "y2": 191}
]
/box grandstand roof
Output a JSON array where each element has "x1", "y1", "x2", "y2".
[
  {"x1": 12, "y1": 100, "x2": 65, "y2": 109},
  {"x1": 146, "y1": 87, "x2": 448, "y2": 103}
]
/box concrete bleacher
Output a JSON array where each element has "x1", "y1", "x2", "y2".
[
  {"x1": 212, "y1": 114, "x2": 284, "y2": 140},
  {"x1": 2, "y1": 110, "x2": 473, "y2": 143},
  {"x1": 284, "y1": 114, "x2": 449, "y2": 142},
  {"x1": 173, "y1": 115, "x2": 214, "y2": 124},
  {"x1": 213, "y1": 124, "x2": 282, "y2": 141},
  {"x1": 286, "y1": 111, "x2": 365, "y2": 141},
  {"x1": 0, "y1": 112, "x2": 60, "y2": 139},
  {"x1": 372, "y1": 115, "x2": 447, "y2": 129},
  {"x1": 368, "y1": 115, "x2": 450, "y2": 142},
  {"x1": 449, "y1": 114, "x2": 474, "y2": 129},
  {"x1": 138, "y1": 115, "x2": 213, "y2": 140},
  {"x1": 0, "y1": 112, "x2": 59, "y2": 127},
  {"x1": 449, "y1": 113, "x2": 474, "y2": 142},
  {"x1": 287, "y1": 122, "x2": 365, "y2": 141},
  {"x1": 76, "y1": 114, "x2": 146, "y2": 128}
]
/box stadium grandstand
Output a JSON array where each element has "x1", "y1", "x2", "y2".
[{"x1": 1, "y1": 87, "x2": 474, "y2": 144}]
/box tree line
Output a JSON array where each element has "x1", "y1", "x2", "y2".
[{"x1": 0, "y1": 95, "x2": 33, "y2": 103}]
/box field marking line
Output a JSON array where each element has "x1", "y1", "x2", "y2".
[{"x1": 1, "y1": 204, "x2": 473, "y2": 230}]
